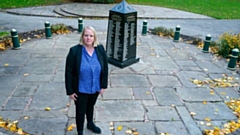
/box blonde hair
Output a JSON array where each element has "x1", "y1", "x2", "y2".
[{"x1": 79, "y1": 26, "x2": 99, "y2": 47}]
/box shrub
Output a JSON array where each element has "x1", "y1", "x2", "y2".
[
  {"x1": 152, "y1": 27, "x2": 174, "y2": 37},
  {"x1": 218, "y1": 33, "x2": 240, "y2": 60},
  {"x1": 0, "y1": 31, "x2": 10, "y2": 37},
  {"x1": 51, "y1": 23, "x2": 70, "y2": 34}
]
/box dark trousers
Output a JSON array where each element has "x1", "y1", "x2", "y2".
[{"x1": 75, "y1": 92, "x2": 99, "y2": 132}]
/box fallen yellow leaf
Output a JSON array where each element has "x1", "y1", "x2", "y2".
[
  {"x1": 4, "y1": 63, "x2": 9, "y2": 66},
  {"x1": 17, "y1": 128, "x2": 24, "y2": 134},
  {"x1": 203, "y1": 101, "x2": 207, "y2": 105},
  {"x1": 133, "y1": 132, "x2": 139, "y2": 135},
  {"x1": 205, "y1": 118, "x2": 211, "y2": 122},
  {"x1": 67, "y1": 123, "x2": 76, "y2": 131},
  {"x1": 117, "y1": 125, "x2": 122, "y2": 131},
  {"x1": 44, "y1": 107, "x2": 51, "y2": 111},
  {"x1": 210, "y1": 90, "x2": 215, "y2": 95}
]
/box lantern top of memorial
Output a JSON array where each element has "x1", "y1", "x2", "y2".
[{"x1": 110, "y1": 0, "x2": 136, "y2": 14}]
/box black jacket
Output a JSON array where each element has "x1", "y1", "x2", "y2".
[{"x1": 65, "y1": 44, "x2": 108, "y2": 95}]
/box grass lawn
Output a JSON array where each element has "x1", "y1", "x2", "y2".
[
  {"x1": 0, "y1": 0, "x2": 240, "y2": 19},
  {"x1": 127, "y1": 0, "x2": 240, "y2": 19}
]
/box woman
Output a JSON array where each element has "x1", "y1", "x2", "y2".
[{"x1": 65, "y1": 26, "x2": 108, "y2": 135}]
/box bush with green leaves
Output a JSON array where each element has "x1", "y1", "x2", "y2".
[
  {"x1": 152, "y1": 27, "x2": 174, "y2": 37},
  {"x1": 217, "y1": 33, "x2": 240, "y2": 60},
  {"x1": 51, "y1": 23, "x2": 69, "y2": 34},
  {"x1": 0, "y1": 31, "x2": 10, "y2": 38}
]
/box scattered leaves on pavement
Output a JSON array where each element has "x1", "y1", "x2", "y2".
[
  {"x1": 204, "y1": 98, "x2": 240, "y2": 135},
  {"x1": 0, "y1": 117, "x2": 30, "y2": 135},
  {"x1": 189, "y1": 74, "x2": 239, "y2": 88}
]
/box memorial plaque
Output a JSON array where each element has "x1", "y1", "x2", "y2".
[{"x1": 106, "y1": 0, "x2": 139, "y2": 68}]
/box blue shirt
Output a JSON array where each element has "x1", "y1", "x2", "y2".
[{"x1": 79, "y1": 46, "x2": 101, "y2": 94}]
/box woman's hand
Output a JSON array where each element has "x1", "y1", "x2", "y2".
[
  {"x1": 99, "y1": 89, "x2": 105, "y2": 95},
  {"x1": 69, "y1": 93, "x2": 78, "y2": 101}
]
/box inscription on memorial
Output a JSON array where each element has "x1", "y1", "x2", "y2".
[{"x1": 106, "y1": 12, "x2": 137, "y2": 62}]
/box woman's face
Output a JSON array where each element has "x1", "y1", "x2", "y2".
[{"x1": 83, "y1": 29, "x2": 94, "y2": 46}]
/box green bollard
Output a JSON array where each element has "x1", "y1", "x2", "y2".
[
  {"x1": 78, "y1": 18, "x2": 83, "y2": 33},
  {"x1": 11, "y1": 29, "x2": 21, "y2": 50},
  {"x1": 202, "y1": 34, "x2": 211, "y2": 53},
  {"x1": 44, "y1": 21, "x2": 52, "y2": 39},
  {"x1": 141, "y1": 20, "x2": 148, "y2": 36},
  {"x1": 227, "y1": 48, "x2": 239, "y2": 71},
  {"x1": 173, "y1": 25, "x2": 181, "y2": 42}
]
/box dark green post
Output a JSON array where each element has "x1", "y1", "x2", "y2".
[
  {"x1": 11, "y1": 29, "x2": 21, "y2": 50},
  {"x1": 227, "y1": 48, "x2": 239, "y2": 71},
  {"x1": 78, "y1": 18, "x2": 83, "y2": 33},
  {"x1": 141, "y1": 20, "x2": 148, "y2": 36},
  {"x1": 173, "y1": 25, "x2": 180, "y2": 42},
  {"x1": 44, "y1": 21, "x2": 52, "y2": 39},
  {"x1": 202, "y1": 34, "x2": 211, "y2": 53}
]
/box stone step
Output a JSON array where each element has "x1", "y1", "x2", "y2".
[{"x1": 53, "y1": 5, "x2": 77, "y2": 18}]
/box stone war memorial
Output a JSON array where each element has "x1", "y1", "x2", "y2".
[{"x1": 106, "y1": 0, "x2": 139, "y2": 68}]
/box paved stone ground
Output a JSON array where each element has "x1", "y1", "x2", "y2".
[
  {"x1": 0, "y1": 31, "x2": 239, "y2": 135},
  {"x1": 0, "y1": 2, "x2": 240, "y2": 135}
]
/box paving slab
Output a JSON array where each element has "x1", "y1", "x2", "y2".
[
  {"x1": 176, "y1": 71, "x2": 209, "y2": 87},
  {"x1": 22, "y1": 74, "x2": 54, "y2": 83},
  {"x1": 177, "y1": 87, "x2": 223, "y2": 102},
  {"x1": 110, "y1": 67, "x2": 135, "y2": 74},
  {"x1": 129, "y1": 60, "x2": 156, "y2": 74},
  {"x1": 37, "y1": 83, "x2": 65, "y2": 94},
  {"x1": 29, "y1": 93, "x2": 68, "y2": 110},
  {"x1": 24, "y1": 57, "x2": 59, "y2": 67},
  {"x1": 103, "y1": 87, "x2": 132, "y2": 100},
  {"x1": 149, "y1": 41, "x2": 175, "y2": 50},
  {"x1": 146, "y1": 106, "x2": 180, "y2": 121},
  {"x1": 142, "y1": 100, "x2": 158, "y2": 106},
  {"x1": 196, "y1": 60, "x2": 232, "y2": 74},
  {"x1": 132, "y1": 87, "x2": 153, "y2": 100},
  {"x1": 196, "y1": 120, "x2": 229, "y2": 130},
  {"x1": 95, "y1": 100, "x2": 145, "y2": 122},
  {"x1": 148, "y1": 75, "x2": 181, "y2": 87},
  {"x1": 113, "y1": 122, "x2": 156, "y2": 135},
  {"x1": 177, "y1": 106, "x2": 202, "y2": 135},
  {"x1": 18, "y1": 118, "x2": 67, "y2": 135},
  {"x1": 146, "y1": 57, "x2": 180, "y2": 70},
  {"x1": 19, "y1": 66, "x2": 56, "y2": 75},
  {"x1": 175, "y1": 60, "x2": 202, "y2": 71},
  {"x1": 153, "y1": 87, "x2": 183, "y2": 106},
  {"x1": 155, "y1": 121, "x2": 189, "y2": 135},
  {"x1": 214, "y1": 87, "x2": 240, "y2": 101},
  {"x1": 67, "y1": 100, "x2": 75, "y2": 118},
  {"x1": 0, "y1": 66, "x2": 21, "y2": 74},
  {"x1": 185, "y1": 102, "x2": 237, "y2": 121},
  {"x1": 3, "y1": 97, "x2": 30, "y2": 111},
  {"x1": 52, "y1": 71, "x2": 65, "y2": 83},
  {"x1": 110, "y1": 74, "x2": 150, "y2": 87},
  {"x1": 12, "y1": 83, "x2": 38, "y2": 97},
  {"x1": 166, "y1": 49, "x2": 189, "y2": 60},
  {"x1": 0, "y1": 111, "x2": 21, "y2": 121},
  {"x1": 66, "y1": 119, "x2": 112, "y2": 135}
]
